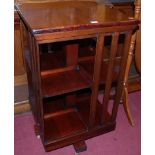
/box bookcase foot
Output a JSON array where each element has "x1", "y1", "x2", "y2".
[{"x1": 73, "y1": 141, "x2": 87, "y2": 153}]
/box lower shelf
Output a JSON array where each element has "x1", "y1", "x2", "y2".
[
  {"x1": 44, "y1": 108, "x2": 87, "y2": 144},
  {"x1": 43, "y1": 89, "x2": 112, "y2": 144},
  {"x1": 42, "y1": 90, "x2": 115, "y2": 151}
]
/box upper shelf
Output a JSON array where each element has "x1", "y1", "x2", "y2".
[
  {"x1": 41, "y1": 69, "x2": 91, "y2": 98},
  {"x1": 15, "y1": 1, "x2": 137, "y2": 35}
]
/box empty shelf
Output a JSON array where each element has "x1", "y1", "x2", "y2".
[
  {"x1": 44, "y1": 108, "x2": 87, "y2": 144},
  {"x1": 41, "y1": 69, "x2": 91, "y2": 98}
]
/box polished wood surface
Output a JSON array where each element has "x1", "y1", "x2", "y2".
[
  {"x1": 16, "y1": 1, "x2": 136, "y2": 35},
  {"x1": 41, "y1": 69, "x2": 91, "y2": 97},
  {"x1": 17, "y1": 1, "x2": 139, "y2": 153}
]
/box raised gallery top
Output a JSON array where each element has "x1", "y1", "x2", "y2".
[{"x1": 15, "y1": 1, "x2": 137, "y2": 35}]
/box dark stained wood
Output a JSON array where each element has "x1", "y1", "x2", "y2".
[
  {"x1": 43, "y1": 90, "x2": 113, "y2": 151},
  {"x1": 17, "y1": 1, "x2": 139, "y2": 153},
  {"x1": 41, "y1": 66, "x2": 75, "y2": 77},
  {"x1": 79, "y1": 58, "x2": 119, "y2": 84},
  {"x1": 44, "y1": 108, "x2": 87, "y2": 144},
  {"x1": 33, "y1": 25, "x2": 137, "y2": 43},
  {"x1": 40, "y1": 52, "x2": 66, "y2": 71},
  {"x1": 65, "y1": 93, "x2": 77, "y2": 108},
  {"x1": 77, "y1": 90, "x2": 111, "y2": 127},
  {"x1": 101, "y1": 32, "x2": 119, "y2": 124},
  {"x1": 65, "y1": 44, "x2": 78, "y2": 67},
  {"x1": 15, "y1": 1, "x2": 139, "y2": 36},
  {"x1": 64, "y1": 43, "x2": 79, "y2": 109},
  {"x1": 41, "y1": 69, "x2": 91, "y2": 98},
  {"x1": 43, "y1": 95, "x2": 66, "y2": 117},
  {"x1": 89, "y1": 34, "x2": 104, "y2": 127},
  {"x1": 73, "y1": 141, "x2": 87, "y2": 153}
]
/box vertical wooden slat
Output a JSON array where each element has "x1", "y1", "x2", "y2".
[
  {"x1": 89, "y1": 34, "x2": 104, "y2": 127},
  {"x1": 111, "y1": 31, "x2": 132, "y2": 122},
  {"x1": 101, "y1": 32, "x2": 119, "y2": 124}
]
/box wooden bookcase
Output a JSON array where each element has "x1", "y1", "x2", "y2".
[{"x1": 16, "y1": 1, "x2": 139, "y2": 153}]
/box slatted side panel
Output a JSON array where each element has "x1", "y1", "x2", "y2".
[{"x1": 89, "y1": 30, "x2": 133, "y2": 127}]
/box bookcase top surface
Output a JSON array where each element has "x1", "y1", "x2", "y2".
[{"x1": 16, "y1": 1, "x2": 137, "y2": 35}]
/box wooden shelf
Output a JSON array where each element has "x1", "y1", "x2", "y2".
[
  {"x1": 41, "y1": 69, "x2": 91, "y2": 98},
  {"x1": 43, "y1": 89, "x2": 111, "y2": 145},
  {"x1": 43, "y1": 89, "x2": 111, "y2": 129},
  {"x1": 44, "y1": 108, "x2": 87, "y2": 144}
]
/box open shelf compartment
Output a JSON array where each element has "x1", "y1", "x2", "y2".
[
  {"x1": 44, "y1": 107, "x2": 88, "y2": 144},
  {"x1": 43, "y1": 90, "x2": 112, "y2": 145},
  {"x1": 41, "y1": 69, "x2": 92, "y2": 98}
]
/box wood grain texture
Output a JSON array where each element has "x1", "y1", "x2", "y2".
[
  {"x1": 41, "y1": 69, "x2": 91, "y2": 97},
  {"x1": 15, "y1": 1, "x2": 138, "y2": 36},
  {"x1": 89, "y1": 34, "x2": 104, "y2": 127},
  {"x1": 101, "y1": 32, "x2": 119, "y2": 124}
]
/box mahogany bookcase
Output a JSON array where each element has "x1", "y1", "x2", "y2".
[{"x1": 15, "y1": 1, "x2": 139, "y2": 153}]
